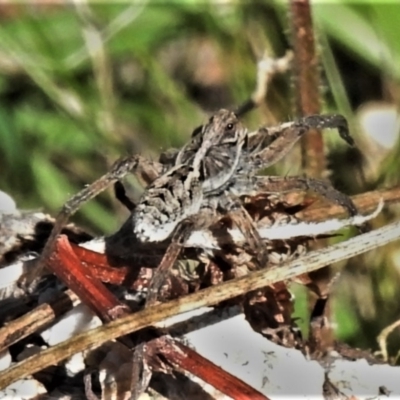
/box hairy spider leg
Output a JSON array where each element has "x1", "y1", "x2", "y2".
[
  {"x1": 217, "y1": 195, "x2": 269, "y2": 268},
  {"x1": 239, "y1": 114, "x2": 358, "y2": 217},
  {"x1": 244, "y1": 114, "x2": 354, "y2": 172},
  {"x1": 31, "y1": 155, "x2": 161, "y2": 288}
]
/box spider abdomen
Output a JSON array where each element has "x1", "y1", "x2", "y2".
[{"x1": 132, "y1": 164, "x2": 203, "y2": 242}]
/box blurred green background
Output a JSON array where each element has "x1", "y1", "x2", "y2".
[{"x1": 0, "y1": 1, "x2": 399, "y2": 359}]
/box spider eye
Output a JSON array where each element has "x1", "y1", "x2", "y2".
[{"x1": 226, "y1": 123, "x2": 234, "y2": 130}]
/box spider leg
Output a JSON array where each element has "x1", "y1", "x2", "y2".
[
  {"x1": 144, "y1": 198, "x2": 221, "y2": 306},
  {"x1": 219, "y1": 196, "x2": 269, "y2": 268},
  {"x1": 250, "y1": 175, "x2": 356, "y2": 216},
  {"x1": 28, "y1": 155, "x2": 161, "y2": 287},
  {"x1": 260, "y1": 175, "x2": 358, "y2": 217},
  {"x1": 232, "y1": 175, "x2": 358, "y2": 217},
  {"x1": 115, "y1": 148, "x2": 175, "y2": 212},
  {"x1": 145, "y1": 218, "x2": 196, "y2": 307},
  {"x1": 113, "y1": 181, "x2": 136, "y2": 212},
  {"x1": 243, "y1": 114, "x2": 354, "y2": 172}
]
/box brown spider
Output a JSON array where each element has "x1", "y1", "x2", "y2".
[{"x1": 31, "y1": 52, "x2": 359, "y2": 308}]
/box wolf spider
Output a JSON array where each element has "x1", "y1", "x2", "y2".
[{"x1": 33, "y1": 53, "x2": 358, "y2": 309}]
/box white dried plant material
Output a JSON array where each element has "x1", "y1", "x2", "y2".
[
  {"x1": 359, "y1": 102, "x2": 400, "y2": 150},
  {"x1": 80, "y1": 236, "x2": 107, "y2": 253},
  {"x1": 0, "y1": 262, "x2": 25, "y2": 293},
  {"x1": 155, "y1": 306, "x2": 217, "y2": 329},
  {"x1": 328, "y1": 358, "x2": 400, "y2": 399},
  {"x1": 188, "y1": 200, "x2": 384, "y2": 250},
  {"x1": 256, "y1": 200, "x2": 384, "y2": 240},
  {"x1": 40, "y1": 303, "x2": 101, "y2": 346},
  {"x1": 0, "y1": 260, "x2": 31, "y2": 302},
  {"x1": 0, "y1": 211, "x2": 49, "y2": 254},
  {"x1": 0, "y1": 350, "x2": 11, "y2": 372},
  {"x1": 65, "y1": 352, "x2": 86, "y2": 376},
  {"x1": 0, "y1": 378, "x2": 46, "y2": 399},
  {"x1": 185, "y1": 313, "x2": 325, "y2": 399},
  {"x1": 358, "y1": 102, "x2": 400, "y2": 181},
  {"x1": 0, "y1": 191, "x2": 17, "y2": 213}
]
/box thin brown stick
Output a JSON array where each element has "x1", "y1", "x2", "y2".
[
  {"x1": 1, "y1": 220, "x2": 399, "y2": 389},
  {"x1": 290, "y1": 0, "x2": 323, "y2": 176},
  {"x1": 300, "y1": 186, "x2": 400, "y2": 221},
  {"x1": 0, "y1": 290, "x2": 80, "y2": 353}
]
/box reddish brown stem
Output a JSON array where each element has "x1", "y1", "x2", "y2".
[
  {"x1": 290, "y1": 0, "x2": 335, "y2": 350},
  {"x1": 153, "y1": 336, "x2": 270, "y2": 400},
  {"x1": 290, "y1": 0, "x2": 324, "y2": 176},
  {"x1": 48, "y1": 236, "x2": 130, "y2": 322},
  {"x1": 72, "y1": 243, "x2": 153, "y2": 290}
]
